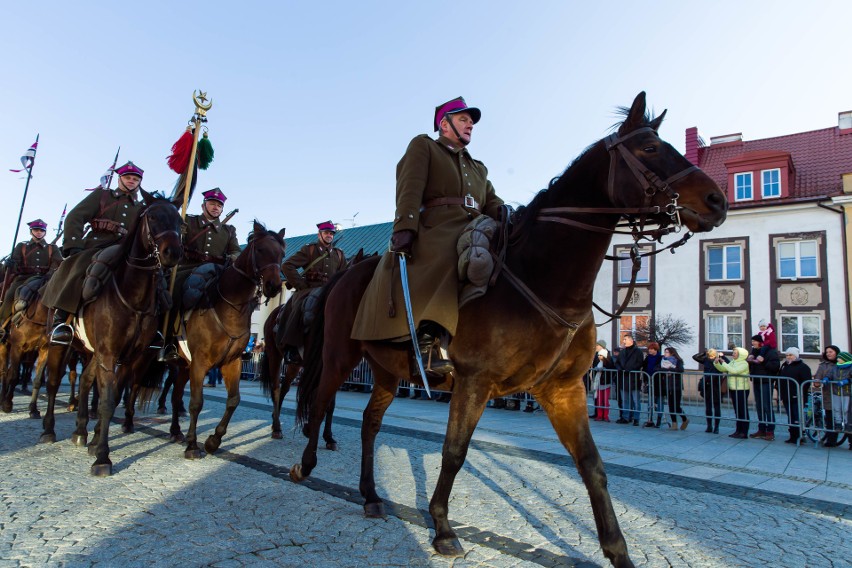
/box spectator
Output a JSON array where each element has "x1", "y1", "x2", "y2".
[
  {"x1": 714, "y1": 347, "x2": 751, "y2": 438},
  {"x1": 777, "y1": 347, "x2": 811, "y2": 444},
  {"x1": 589, "y1": 339, "x2": 607, "y2": 417},
  {"x1": 615, "y1": 335, "x2": 643, "y2": 425},
  {"x1": 693, "y1": 347, "x2": 729, "y2": 433},
  {"x1": 661, "y1": 347, "x2": 688, "y2": 430},
  {"x1": 823, "y1": 350, "x2": 852, "y2": 447},
  {"x1": 757, "y1": 319, "x2": 777, "y2": 349},
  {"x1": 592, "y1": 344, "x2": 615, "y2": 422},
  {"x1": 813, "y1": 345, "x2": 839, "y2": 445},
  {"x1": 643, "y1": 342, "x2": 663, "y2": 428},
  {"x1": 747, "y1": 334, "x2": 780, "y2": 441}
]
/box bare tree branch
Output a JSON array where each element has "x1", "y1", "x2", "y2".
[{"x1": 635, "y1": 313, "x2": 693, "y2": 349}]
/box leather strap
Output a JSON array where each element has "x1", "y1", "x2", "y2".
[{"x1": 421, "y1": 197, "x2": 481, "y2": 212}]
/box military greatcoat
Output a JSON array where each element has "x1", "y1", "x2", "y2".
[
  {"x1": 172, "y1": 213, "x2": 240, "y2": 312},
  {"x1": 351, "y1": 134, "x2": 503, "y2": 341},
  {"x1": 0, "y1": 237, "x2": 62, "y2": 324},
  {"x1": 41, "y1": 188, "x2": 143, "y2": 313},
  {"x1": 279, "y1": 240, "x2": 346, "y2": 348}
]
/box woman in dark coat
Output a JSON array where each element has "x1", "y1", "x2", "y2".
[
  {"x1": 662, "y1": 347, "x2": 688, "y2": 430},
  {"x1": 693, "y1": 348, "x2": 729, "y2": 433}
]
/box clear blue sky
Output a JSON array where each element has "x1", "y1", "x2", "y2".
[{"x1": 1, "y1": 1, "x2": 850, "y2": 251}]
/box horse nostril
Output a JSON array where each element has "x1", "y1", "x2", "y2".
[{"x1": 706, "y1": 191, "x2": 727, "y2": 211}]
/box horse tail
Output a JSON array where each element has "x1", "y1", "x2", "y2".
[
  {"x1": 295, "y1": 270, "x2": 348, "y2": 428},
  {"x1": 137, "y1": 359, "x2": 166, "y2": 412},
  {"x1": 258, "y1": 305, "x2": 282, "y2": 399},
  {"x1": 258, "y1": 351, "x2": 272, "y2": 398}
]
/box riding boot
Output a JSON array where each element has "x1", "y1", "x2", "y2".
[
  {"x1": 49, "y1": 309, "x2": 73, "y2": 345},
  {"x1": 158, "y1": 338, "x2": 180, "y2": 363},
  {"x1": 417, "y1": 332, "x2": 453, "y2": 377},
  {"x1": 284, "y1": 346, "x2": 302, "y2": 365}
]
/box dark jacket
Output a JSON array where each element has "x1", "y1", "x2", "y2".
[
  {"x1": 616, "y1": 344, "x2": 644, "y2": 389},
  {"x1": 778, "y1": 359, "x2": 812, "y2": 391},
  {"x1": 181, "y1": 214, "x2": 240, "y2": 268},
  {"x1": 282, "y1": 240, "x2": 346, "y2": 291},
  {"x1": 749, "y1": 345, "x2": 781, "y2": 378},
  {"x1": 693, "y1": 351, "x2": 729, "y2": 375}
]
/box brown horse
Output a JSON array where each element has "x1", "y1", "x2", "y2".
[
  {"x1": 258, "y1": 248, "x2": 369, "y2": 445},
  {"x1": 38, "y1": 192, "x2": 183, "y2": 476},
  {"x1": 164, "y1": 221, "x2": 285, "y2": 459},
  {"x1": 0, "y1": 292, "x2": 50, "y2": 415},
  {"x1": 290, "y1": 93, "x2": 727, "y2": 567}
]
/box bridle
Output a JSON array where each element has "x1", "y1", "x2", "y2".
[
  {"x1": 220, "y1": 232, "x2": 282, "y2": 310},
  {"x1": 125, "y1": 209, "x2": 182, "y2": 272},
  {"x1": 500, "y1": 126, "x2": 701, "y2": 328}
]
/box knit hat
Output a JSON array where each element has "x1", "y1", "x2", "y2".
[
  {"x1": 751, "y1": 334, "x2": 764, "y2": 343},
  {"x1": 596, "y1": 339, "x2": 607, "y2": 349},
  {"x1": 758, "y1": 319, "x2": 768, "y2": 327},
  {"x1": 785, "y1": 347, "x2": 800, "y2": 358},
  {"x1": 598, "y1": 349, "x2": 609, "y2": 359},
  {"x1": 837, "y1": 351, "x2": 852, "y2": 369}
]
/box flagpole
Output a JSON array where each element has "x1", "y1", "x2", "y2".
[
  {"x1": 105, "y1": 146, "x2": 120, "y2": 190},
  {"x1": 2, "y1": 133, "x2": 39, "y2": 303},
  {"x1": 8, "y1": 133, "x2": 39, "y2": 255}
]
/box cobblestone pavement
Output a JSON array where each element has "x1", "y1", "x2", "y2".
[{"x1": 0, "y1": 383, "x2": 849, "y2": 568}]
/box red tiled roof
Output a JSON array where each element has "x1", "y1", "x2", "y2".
[{"x1": 696, "y1": 127, "x2": 852, "y2": 203}]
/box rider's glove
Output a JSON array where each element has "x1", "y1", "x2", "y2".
[{"x1": 390, "y1": 230, "x2": 415, "y2": 257}]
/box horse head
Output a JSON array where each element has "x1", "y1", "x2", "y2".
[
  {"x1": 137, "y1": 190, "x2": 183, "y2": 268},
  {"x1": 238, "y1": 220, "x2": 286, "y2": 298},
  {"x1": 607, "y1": 92, "x2": 727, "y2": 233}
]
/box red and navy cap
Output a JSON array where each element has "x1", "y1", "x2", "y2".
[
  {"x1": 202, "y1": 188, "x2": 227, "y2": 204},
  {"x1": 114, "y1": 161, "x2": 144, "y2": 178},
  {"x1": 434, "y1": 97, "x2": 481, "y2": 132},
  {"x1": 27, "y1": 219, "x2": 47, "y2": 230},
  {"x1": 317, "y1": 220, "x2": 336, "y2": 233}
]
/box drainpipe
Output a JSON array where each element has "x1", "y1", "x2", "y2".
[{"x1": 818, "y1": 200, "x2": 851, "y2": 347}]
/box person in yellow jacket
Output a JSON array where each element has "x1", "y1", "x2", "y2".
[{"x1": 714, "y1": 347, "x2": 751, "y2": 439}]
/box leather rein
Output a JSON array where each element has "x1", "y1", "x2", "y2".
[{"x1": 497, "y1": 126, "x2": 698, "y2": 329}]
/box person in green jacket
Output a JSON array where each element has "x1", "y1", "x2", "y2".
[
  {"x1": 41, "y1": 161, "x2": 145, "y2": 343},
  {"x1": 714, "y1": 347, "x2": 751, "y2": 438},
  {"x1": 351, "y1": 97, "x2": 504, "y2": 377}
]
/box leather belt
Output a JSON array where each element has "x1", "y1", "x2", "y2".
[{"x1": 421, "y1": 195, "x2": 481, "y2": 212}]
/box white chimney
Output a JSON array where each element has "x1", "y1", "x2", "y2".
[
  {"x1": 839, "y1": 111, "x2": 852, "y2": 129},
  {"x1": 710, "y1": 133, "x2": 743, "y2": 145}
]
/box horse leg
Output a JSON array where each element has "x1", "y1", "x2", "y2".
[
  {"x1": 71, "y1": 359, "x2": 96, "y2": 447},
  {"x1": 122, "y1": 383, "x2": 140, "y2": 433},
  {"x1": 67, "y1": 357, "x2": 79, "y2": 411},
  {"x1": 0, "y1": 343, "x2": 12, "y2": 413},
  {"x1": 157, "y1": 366, "x2": 173, "y2": 414},
  {"x1": 5, "y1": 348, "x2": 21, "y2": 415},
  {"x1": 89, "y1": 362, "x2": 118, "y2": 476},
  {"x1": 358, "y1": 364, "x2": 398, "y2": 517},
  {"x1": 322, "y1": 394, "x2": 337, "y2": 451},
  {"x1": 534, "y1": 379, "x2": 634, "y2": 568},
  {"x1": 169, "y1": 365, "x2": 188, "y2": 443},
  {"x1": 89, "y1": 381, "x2": 99, "y2": 420},
  {"x1": 27, "y1": 351, "x2": 45, "y2": 419},
  {"x1": 183, "y1": 360, "x2": 208, "y2": 459},
  {"x1": 269, "y1": 358, "x2": 289, "y2": 440},
  {"x1": 204, "y1": 358, "x2": 241, "y2": 454},
  {"x1": 39, "y1": 346, "x2": 69, "y2": 444}
]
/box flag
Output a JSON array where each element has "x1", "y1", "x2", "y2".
[
  {"x1": 86, "y1": 164, "x2": 115, "y2": 191},
  {"x1": 10, "y1": 140, "x2": 37, "y2": 173}
]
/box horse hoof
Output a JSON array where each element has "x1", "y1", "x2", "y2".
[
  {"x1": 271, "y1": 430, "x2": 283, "y2": 440},
  {"x1": 184, "y1": 449, "x2": 203, "y2": 460},
  {"x1": 87, "y1": 444, "x2": 98, "y2": 457},
  {"x1": 363, "y1": 502, "x2": 386, "y2": 518},
  {"x1": 90, "y1": 463, "x2": 113, "y2": 477},
  {"x1": 325, "y1": 441, "x2": 339, "y2": 451},
  {"x1": 289, "y1": 464, "x2": 304, "y2": 483},
  {"x1": 71, "y1": 433, "x2": 87, "y2": 447},
  {"x1": 122, "y1": 425, "x2": 134, "y2": 434},
  {"x1": 38, "y1": 433, "x2": 56, "y2": 444},
  {"x1": 29, "y1": 410, "x2": 41, "y2": 419},
  {"x1": 433, "y1": 536, "x2": 465, "y2": 557},
  {"x1": 203, "y1": 436, "x2": 220, "y2": 454},
  {"x1": 169, "y1": 433, "x2": 185, "y2": 443},
  {"x1": 156, "y1": 407, "x2": 167, "y2": 415}
]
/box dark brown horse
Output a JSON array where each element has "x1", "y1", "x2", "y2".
[
  {"x1": 290, "y1": 93, "x2": 727, "y2": 567},
  {"x1": 38, "y1": 192, "x2": 183, "y2": 476},
  {"x1": 0, "y1": 293, "x2": 50, "y2": 415},
  {"x1": 258, "y1": 248, "x2": 369, "y2": 445},
  {"x1": 164, "y1": 221, "x2": 285, "y2": 459}
]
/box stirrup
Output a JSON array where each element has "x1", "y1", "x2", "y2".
[
  {"x1": 50, "y1": 323, "x2": 73, "y2": 346},
  {"x1": 157, "y1": 343, "x2": 179, "y2": 363},
  {"x1": 417, "y1": 334, "x2": 453, "y2": 377},
  {"x1": 149, "y1": 331, "x2": 166, "y2": 350}
]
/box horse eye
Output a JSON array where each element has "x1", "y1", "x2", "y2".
[{"x1": 643, "y1": 146, "x2": 656, "y2": 153}]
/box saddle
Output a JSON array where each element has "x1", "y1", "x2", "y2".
[
  {"x1": 274, "y1": 287, "x2": 323, "y2": 350},
  {"x1": 81, "y1": 244, "x2": 124, "y2": 306},
  {"x1": 182, "y1": 263, "x2": 223, "y2": 312},
  {"x1": 11, "y1": 274, "x2": 49, "y2": 327}
]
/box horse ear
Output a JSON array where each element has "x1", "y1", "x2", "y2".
[
  {"x1": 278, "y1": 228, "x2": 286, "y2": 239},
  {"x1": 140, "y1": 189, "x2": 154, "y2": 206},
  {"x1": 649, "y1": 109, "x2": 667, "y2": 132},
  {"x1": 619, "y1": 91, "x2": 647, "y2": 134},
  {"x1": 253, "y1": 220, "x2": 264, "y2": 235}
]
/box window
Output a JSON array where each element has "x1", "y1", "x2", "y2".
[
  {"x1": 707, "y1": 245, "x2": 742, "y2": 280},
  {"x1": 707, "y1": 314, "x2": 744, "y2": 352},
  {"x1": 780, "y1": 314, "x2": 821, "y2": 354},
  {"x1": 618, "y1": 314, "x2": 649, "y2": 346},
  {"x1": 617, "y1": 252, "x2": 650, "y2": 284},
  {"x1": 734, "y1": 172, "x2": 753, "y2": 201},
  {"x1": 778, "y1": 240, "x2": 818, "y2": 279},
  {"x1": 762, "y1": 168, "x2": 781, "y2": 198}
]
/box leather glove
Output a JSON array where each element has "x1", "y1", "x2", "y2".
[
  {"x1": 390, "y1": 230, "x2": 415, "y2": 257},
  {"x1": 63, "y1": 247, "x2": 83, "y2": 257}
]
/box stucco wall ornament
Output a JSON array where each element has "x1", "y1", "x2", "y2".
[
  {"x1": 714, "y1": 288, "x2": 735, "y2": 307},
  {"x1": 790, "y1": 287, "x2": 808, "y2": 306}
]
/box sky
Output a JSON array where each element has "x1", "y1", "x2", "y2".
[{"x1": 1, "y1": 1, "x2": 850, "y2": 252}]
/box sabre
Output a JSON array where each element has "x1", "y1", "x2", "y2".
[{"x1": 398, "y1": 253, "x2": 431, "y2": 399}]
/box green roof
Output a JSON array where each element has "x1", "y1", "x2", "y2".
[{"x1": 283, "y1": 222, "x2": 393, "y2": 261}]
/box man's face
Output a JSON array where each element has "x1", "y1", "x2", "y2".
[
  {"x1": 785, "y1": 353, "x2": 796, "y2": 363},
  {"x1": 319, "y1": 230, "x2": 334, "y2": 245},
  {"x1": 751, "y1": 340, "x2": 761, "y2": 349},
  {"x1": 442, "y1": 112, "x2": 474, "y2": 146},
  {"x1": 119, "y1": 174, "x2": 141, "y2": 192},
  {"x1": 30, "y1": 228, "x2": 46, "y2": 240},
  {"x1": 622, "y1": 336, "x2": 634, "y2": 348},
  {"x1": 203, "y1": 200, "x2": 224, "y2": 219}
]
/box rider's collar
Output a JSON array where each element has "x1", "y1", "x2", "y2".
[{"x1": 437, "y1": 135, "x2": 467, "y2": 155}]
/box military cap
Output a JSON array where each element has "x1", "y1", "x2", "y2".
[
  {"x1": 434, "y1": 96, "x2": 481, "y2": 132},
  {"x1": 114, "y1": 161, "x2": 144, "y2": 178},
  {"x1": 202, "y1": 188, "x2": 227, "y2": 204}
]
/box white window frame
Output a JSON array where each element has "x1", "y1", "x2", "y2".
[
  {"x1": 734, "y1": 172, "x2": 753, "y2": 201},
  {"x1": 777, "y1": 239, "x2": 819, "y2": 280},
  {"x1": 779, "y1": 313, "x2": 822, "y2": 355},
  {"x1": 761, "y1": 168, "x2": 781, "y2": 198},
  {"x1": 617, "y1": 251, "x2": 650, "y2": 284},
  {"x1": 706, "y1": 314, "x2": 744, "y2": 352},
  {"x1": 706, "y1": 244, "x2": 743, "y2": 281},
  {"x1": 617, "y1": 313, "x2": 650, "y2": 347}
]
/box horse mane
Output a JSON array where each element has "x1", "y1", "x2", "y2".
[
  {"x1": 248, "y1": 220, "x2": 286, "y2": 247},
  {"x1": 117, "y1": 193, "x2": 175, "y2": 257}
]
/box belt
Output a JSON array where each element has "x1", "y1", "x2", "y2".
[{"x1": 421, "y1": 195, "x2": 481, "y2": 212}]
